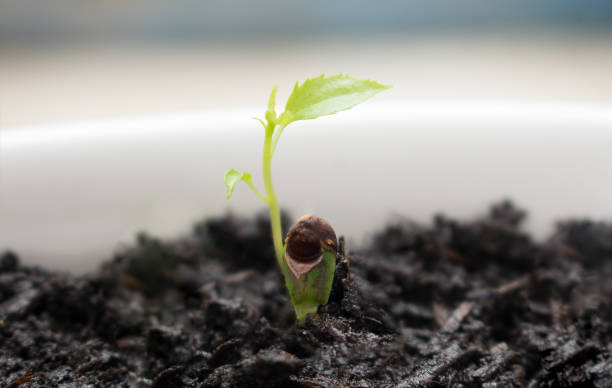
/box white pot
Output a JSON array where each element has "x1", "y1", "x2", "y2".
[{"x1": 2, "y1": 100, "x2": 611, "y2": 273}]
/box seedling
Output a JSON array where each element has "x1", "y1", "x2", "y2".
[{"x1": 225, "y1": 74, "x2": 390, "y2": 323}]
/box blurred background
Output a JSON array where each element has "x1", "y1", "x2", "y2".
[
  {"x1": 1, "y1": 0, "x2": 612, "y2": 127},
  {"x1": 1, "y1": 1, "x2": 612, "y2": 272}
]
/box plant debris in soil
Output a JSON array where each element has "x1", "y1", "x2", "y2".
[{"x1": 1, "y1": 201, "x2": 611, "y2": 387}]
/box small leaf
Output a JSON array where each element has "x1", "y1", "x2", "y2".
[
  {"x1": 224, "y1": 169, "x2": 252, "y2": 200},
  {"x1": 252, "y1": 117, "x2": 266, "y2": 129},
  {"x1": 267, "y1": 84, "x2": 278, "y2": 112},
  {"x1": 266, "y1": 84, "x2": 278, "y2": 125},
  {"x1": 279, "y1": 74, "x2": 390, "y2": 126}
]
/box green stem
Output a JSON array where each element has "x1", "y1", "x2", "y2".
[
  {"x1": 263, "y1": 122, "x2": 284, "y2": 267},
  {"x1": 270, "y1": 124, "x2": 286, "y2": 157},
  {"x1": 245, "y1": 180, "x2": 268, "y2": 204}
]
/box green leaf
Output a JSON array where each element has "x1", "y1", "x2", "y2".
[
  {"x1": 224, "y1": 169, "x2": 252, "y2": 200},
  {"x1": 278, "y1": 74, "x2": 390, "y2": 126},
  {"x1": 265, "y1": 84, "x2": 278, "y2": 125},
  {"x1": 252, "y1": 117, "x2": 266, "y2": 129},
  {"x1": 268, "y1": 84, "x2": 278, "y2": 112}
]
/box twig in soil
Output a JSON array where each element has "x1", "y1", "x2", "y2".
[
  {"x1": 441, "y1": 302, "x2": 474, "y2": 333},
  {"x1": 2, "y1": 374, "x2": 37, "y2": 388}
]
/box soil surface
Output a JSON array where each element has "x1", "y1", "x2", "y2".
[{"x1": 1, "y1": 201, "x2": 611, "y2": 387}]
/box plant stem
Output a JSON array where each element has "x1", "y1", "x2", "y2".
[
  {"x1": 263, "y1": 122, "x2": 284, "y2": 267},
  {"x1": 270, "y1": 124, "x2": 286, "y2": 157},
  {"x1": 245, "y1": 180, "x2": 268, "y2": 204}
]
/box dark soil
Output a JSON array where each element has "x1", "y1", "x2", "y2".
[{"x1": 1, "y1": 201, "x2": 611, "y2": 387}]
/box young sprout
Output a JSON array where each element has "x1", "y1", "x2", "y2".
[{"x1": 225, "y1": 74, "x2": 390, "y2": 323}]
